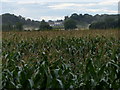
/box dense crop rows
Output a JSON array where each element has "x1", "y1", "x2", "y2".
[{"x1": 2, "y1": 33, "x2": 120, "y2": 89}]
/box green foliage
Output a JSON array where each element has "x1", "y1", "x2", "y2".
[
  {"x1": 89, "y1": 17, "x2": 118, "y2": 29},
  {"x1": 1, "y1": 13, "x2": 119, "y2": 30},
  {"x1": 1, "y1": 13, "x2": 40, "y2": 30},
  {"x1": 16, "y1": 22, "x2": 23, "y2": 31},
  {"x1": 2, "y1": 23, "x2": 23, "y2": 31},
  {"x1": 2, "y1": 24, "x2": 13, "y2": 31},
  {"x1": 64, "y1": 13, "x2": 118, "y2": 29},
  {"x1": 2, "y1": 35, "x2": 120, "y2": 89},
  {"x1": 64, "y1": 18, "x2": 77, "y2": 30},
  {"x1": 39, "y1": 20, "x2": 52, "y2": 30}
]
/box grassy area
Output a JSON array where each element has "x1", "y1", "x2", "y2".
[{"x1": 2, "y1": 30, "x2": 120, "y2": 89}]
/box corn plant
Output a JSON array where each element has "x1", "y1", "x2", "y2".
[{"x1": 2, "y1": 33, "x2": 120, "y2": 89}]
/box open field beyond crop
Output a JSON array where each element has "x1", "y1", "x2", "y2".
[
  {"x1": 2, "y1": 29, "x2": 120, "y2": 39},
  {"x1": 2, "y1": 30, "x2": 120, "y2": 89}
]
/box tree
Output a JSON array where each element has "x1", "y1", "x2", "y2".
[
  {"x1": 16, "y1": 22, "x2": 23, "y2": 30},
  {"x1": 2, "y1": 24, "x2": 13, "y2": 31},
  {"x1": 70, "y1": 13, "x2": 79, "y2": 20},
  {"x1": 83, "y1": 14, "x2": 93, "y2": 23},
  {"x1": 64, "y1": 18, "x2": 77, "y2": 30},
  {"x1": 89, "y1": 18, "x2": 119, "y2": 29},
  {"x1": 118, "y1": 16, "x2": 120, "y2": 28},
  {"x1": 39, "y1": 20, "x2": 52, "y2": 30},
  {"x1": 64, "y1": 16, "x2": 69, "y2": 20}
]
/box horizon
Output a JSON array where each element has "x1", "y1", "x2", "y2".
[
  {"x1": 1, "y1": 13, "x2": 119, "y2": 22},
  {"x1": 1, "y1": 0, "x2": 119, "y2": 21}
]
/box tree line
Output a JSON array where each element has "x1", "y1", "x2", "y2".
[
  {"x1": 64, "y1": 13, "x2": 119, "y2": 30},
  {"x1": 89, "y1": 17, "x2": 119, "y2": 29},
  {"x1": 1, "y1": 13, "x2": 119, "y2": 31}
]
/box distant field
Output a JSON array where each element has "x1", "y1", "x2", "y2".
[
  {"x1": 2, "y1": 29, "x2": 120, "y2": 39},
  {"x1": 2, "y1": 29, "x2": 120, "y2": 89}
]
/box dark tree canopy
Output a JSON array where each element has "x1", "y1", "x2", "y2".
[
  {"x1": 64, "y1": 16, "x2": 69, "y2": 20},
  {"x1": 89, "y1": 17, "x2": 119, "y2": 29},
  {"x1": 64, "y1": 13, "x2": 118, "y2": 30},
  {"x1": 39, "y1": 20, "x2": 52, "y2": 30},
  {"x1": 1, "y1": 13, "x2": 40, "y2": 31},
  {"x1": 2, "y1": 22, "x2": 23, "y2": 31},
  {"x1": 118, "y1": 15, "x2": 120, "y2": 28},
  {"x1": 1, "y1": 13, "x2": 119, "y2": 31},
  {"x1": 70, "y1": 13, "x2": 79, "y2": 20},
  {"x1": 16, "y1": 22, "x2": 23, "y2": 30},
  {"x1": 64, "y1": 18, "x2": 77, "y2": 30}
]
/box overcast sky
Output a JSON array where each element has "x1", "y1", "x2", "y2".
[{"x1": 1, "y1": 0, "x2": 119, "y2": 21}]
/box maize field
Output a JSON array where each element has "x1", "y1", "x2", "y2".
[{"x1": 2, "y1": 30, "x2": 120, "y2": 89}]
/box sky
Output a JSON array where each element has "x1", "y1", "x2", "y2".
[{"x1": 0, "y1": 0, "x2": 119, "y2": 21}]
